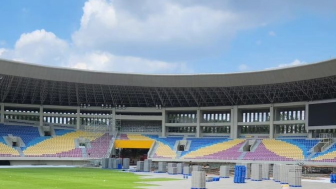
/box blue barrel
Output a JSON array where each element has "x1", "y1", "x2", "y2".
[{"x1": 118, "y1": 164, "x2": 122, "y2": 170}]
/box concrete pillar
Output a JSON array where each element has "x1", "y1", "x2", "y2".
[
  {"x1": 0, "y1": 103, "x2": 4, "y2": 123},
  {"x1": 112, "y1": 108, "x2": 116, "y2": 134},
  {"x1": 39, "y1": 106, "x2": 43, "y2": 126},
  {"x1": 162, "y1": 109, "x2": 166, "y2": 137},
  {"x1": 231, "y1": 106, "x2": 238, "y2": 139},
  {"x1": 76, "y1": 107, "x2": 80, "y2": 130},
  {"x1": 196, "y1": 109, "x2": 201, "y2": 138},
  {"x1": 269, "y1": 106, "x2": 274, "y2": 139},
  {"x1": 305, "y1": 103, "x2": 309, "y2": 133}
]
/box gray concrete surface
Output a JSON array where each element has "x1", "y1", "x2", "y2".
[{"x1": 135, "y1": 172, "x2": 336, "y2": 189}]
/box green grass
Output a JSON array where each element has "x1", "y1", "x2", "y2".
[{"x1": 0, "y1": 168, "x2": 177, "y2": 189}]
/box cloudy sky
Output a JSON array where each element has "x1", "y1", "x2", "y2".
[{"x1": 0, "y1": 0, "x2": 335, "y2": 74}]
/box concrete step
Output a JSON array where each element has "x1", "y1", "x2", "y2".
[
  {"x1": 307, "y1": 152, "x2": 316, "y2": 160},
  {"x1": 16, "y1": 147, "x2": 24, "y2": 157},
  {"x1": 250, "y1": 140, "x2": 262, "y2": 152},
  {"x1": 238, "y1": 151, "x2": 247, "y2": 160},
  {"x1": 81, "y1": 148, "x2": 87, "y2": 158}
]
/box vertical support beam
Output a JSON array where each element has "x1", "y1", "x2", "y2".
[
  {"x1": 161, "y1": 109, "x2": 166, "y2": 137},
  {"x1": 269, "y1": 106, "x2": 274, "y2": 139},
  {"x1": 231, "y1": 106, "x2": 238, "y2": 139},
  {"x1": 76, "y1": 107, "x2": 80, "y2": 130},
  {"x1": 0, "y1": 103, "x2": 4, "y2": 123},
  {"x1": 39, "y1": 105, "x2": 43, "y2": 127},
  {"x1": 112, "y1": 108, "x2": 116, "y2": 134},
  {"x1": 305, "y1": 102, "x2": 311, "y2": 138},
  {"x1": 196, "y1": 109, "x2": 201, "y2": 138}
]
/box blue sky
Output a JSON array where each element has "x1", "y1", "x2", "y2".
[{"x1": 0, "y1": 0, "x2": 335, "y2": 74}]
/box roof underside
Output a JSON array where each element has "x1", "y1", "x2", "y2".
[{"x1": 1, "y1": 74, "x2": 336, "y2": 107}]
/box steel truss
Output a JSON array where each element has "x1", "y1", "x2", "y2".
[{"x1": 1, "y1": 74, "x2": 336, "y2": 107}]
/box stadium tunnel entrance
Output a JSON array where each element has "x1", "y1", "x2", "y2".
[
  {"x1": 114, "y1": 140, "x2": 153, "y2": 165},
  {"x1": 0, "y1": 160, "x2": 10, "y2": 166}
]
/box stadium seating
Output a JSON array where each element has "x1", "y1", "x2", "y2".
[
  {"x1": 0, "y1": 124, "x2": 112, "y2": 158},
  {"x1": 86, "y1": 133, "x2": 111, "y2": 158},
  {"x1": 0, "y1": 136, "x2": 20, "y2": 157},
  {"x1": 24, "y1": 130, "x2": 104, "y2": 157},
  {"x1": 243, "y1": 142, "x2": 295, "y2": 161},
  {"x1": 261, "y1": 139, "x2": 304, "y2": 160},
  {"x1": 0, "y1": 124, "x2": 41, "y2": 145},
  {"x1": 181, "y1": 138, "x2": 229, "y2": 157},
  {"x1": 148, "y1": 136, "x2": 183, "y2": 159},
  {"x1": 1, "y1": 123, "x2": 336, "y2": 162},
  {"x1": 181, "y1": 139, "x2": 244, "y2": 159},
  {"x1": 278, "y1": 139, "x2": 320, "y2": 158},
  {"x1": 312, "y1": 143, "x2": 336, "y2": 161}
]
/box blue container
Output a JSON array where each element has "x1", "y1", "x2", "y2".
[
  {"x1": 118, "y1": 164, "x2": 122, "y2": 170},
  {"x1": 331, "y1": 174, "x2": 336, "y2": 183},
  {"x1": 234, "y1": 166, "x2": 246, "y2": 184}
]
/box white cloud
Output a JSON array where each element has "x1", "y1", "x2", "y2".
[
  {"x1": 277, "y1": 59, "x2": 305, "y2": 68},
  {"x1": 68, "y1": 51, "x2": 190, "y2": 73},
  {"x1": 265, "y1": 59, "x2": 306, "y2": 70},
  {"x1": 1, "y1": 0, "x2": 332, "y2": 74},
  {"x1": 0, "y1": 29, "x2": 188, "y2": 74},
  {"x1": 268, "y1": 31, "x2": 276, "y2": 36},
  {"x1": 72, "y1": 0, "x2": 247, "y2": 49},
  {"x1": 238, "y1": 64, "x2": 249, "y2": 71},
  {"x1": 1, "y1": 30, "x2": 69, "y2": 66},
  {"x1": 0, "y1": 48, "x2": 6, "y2": 56}
]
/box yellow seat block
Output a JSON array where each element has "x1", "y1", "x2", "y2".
[
  {"x1": 24, "y1": 131, "x2": 103, "y2": 156},
  {"x1": 0, "y1": 143, "x2": 20, "y2": 156},
  {"x1": 182, "y1": 139, "x2": 244, "y2": 159},
  {"x1": 262, "y1": 139, "x2": 304, "y2": 160}
]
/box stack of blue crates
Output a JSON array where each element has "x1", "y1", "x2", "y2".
[
  {"x1": 331, "y1": 174, "x2": 336, "y2": 183},
  {"x1": 234, "y1": 165, "x2": 246, "y2": 183}
]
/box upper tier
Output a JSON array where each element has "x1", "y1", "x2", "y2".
[
  {"x1": 1, "y1": 58, "x2": 336, "y2": 87},
  {"x1": 1, "y1": 58, "x2": 336, "y2": 107}
]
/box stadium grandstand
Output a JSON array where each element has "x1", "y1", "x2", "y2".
[{"x1": 1, "y1": 58, "x2": 336, "y2": 166}]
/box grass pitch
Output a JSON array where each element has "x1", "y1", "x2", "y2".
[{"x1": 0, "y1": 168, "x2": 176, "y2": 189}]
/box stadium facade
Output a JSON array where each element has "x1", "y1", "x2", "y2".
[{"x1": 1, "y1": 58, "x2": 336, "y2": 165}]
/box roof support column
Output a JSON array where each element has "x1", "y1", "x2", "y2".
[
  {"x1": 0, "y1": 103, "x2": 4, "y2": 124},
  {"x1": 269, "y1": 106, "x2": 274, "y2": 139},
  {"x1": 230, "y1": 106, "x2": 238, "y2": 139},
  {"x1": 76, "y1": 107, "x2": 80, "y2": 130},
  {"x1": 196, "y1": 109, "x2": 201, "y2": 138},
  {"x1": 39, "y1": 106, "x2": 43, "y2": 127},
  {"x1": 112, "y1": 108, "x2": 116, "y2": 135},
  {"x1": 161, "y1": 109, "x2": 166, "y2": 137},
  {"x1": 305, "y1": 103, "x2": 311, "y2": 138}
]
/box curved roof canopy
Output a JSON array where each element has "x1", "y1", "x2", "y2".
[{"x1": 0, "y1": 58, "x2": 336, "y2": 107}]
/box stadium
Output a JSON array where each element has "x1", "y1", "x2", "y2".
[{"x1": 1, "y1": 58, "x2": 336, "y2": 188}]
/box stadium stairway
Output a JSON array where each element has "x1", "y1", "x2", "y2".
[
  {"x1": 16, "y1": 147, "x2": 24, "y2": 157},
  {"x1": 81, "y1": 148, "x2": 87, "y2": 158},
  {"x1": 312, "y1": 142, "x2": 336, "y2": 161},
  {"x1": 250, "y1": 140, "x2": 262, "y2": 152},
  {"x1": 238, "y1": 151, "x2": 247, "y2": 160}
]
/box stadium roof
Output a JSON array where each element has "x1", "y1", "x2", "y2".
[{"x1": 0, "y1": 58, "x2": 336, "y2": 107}]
